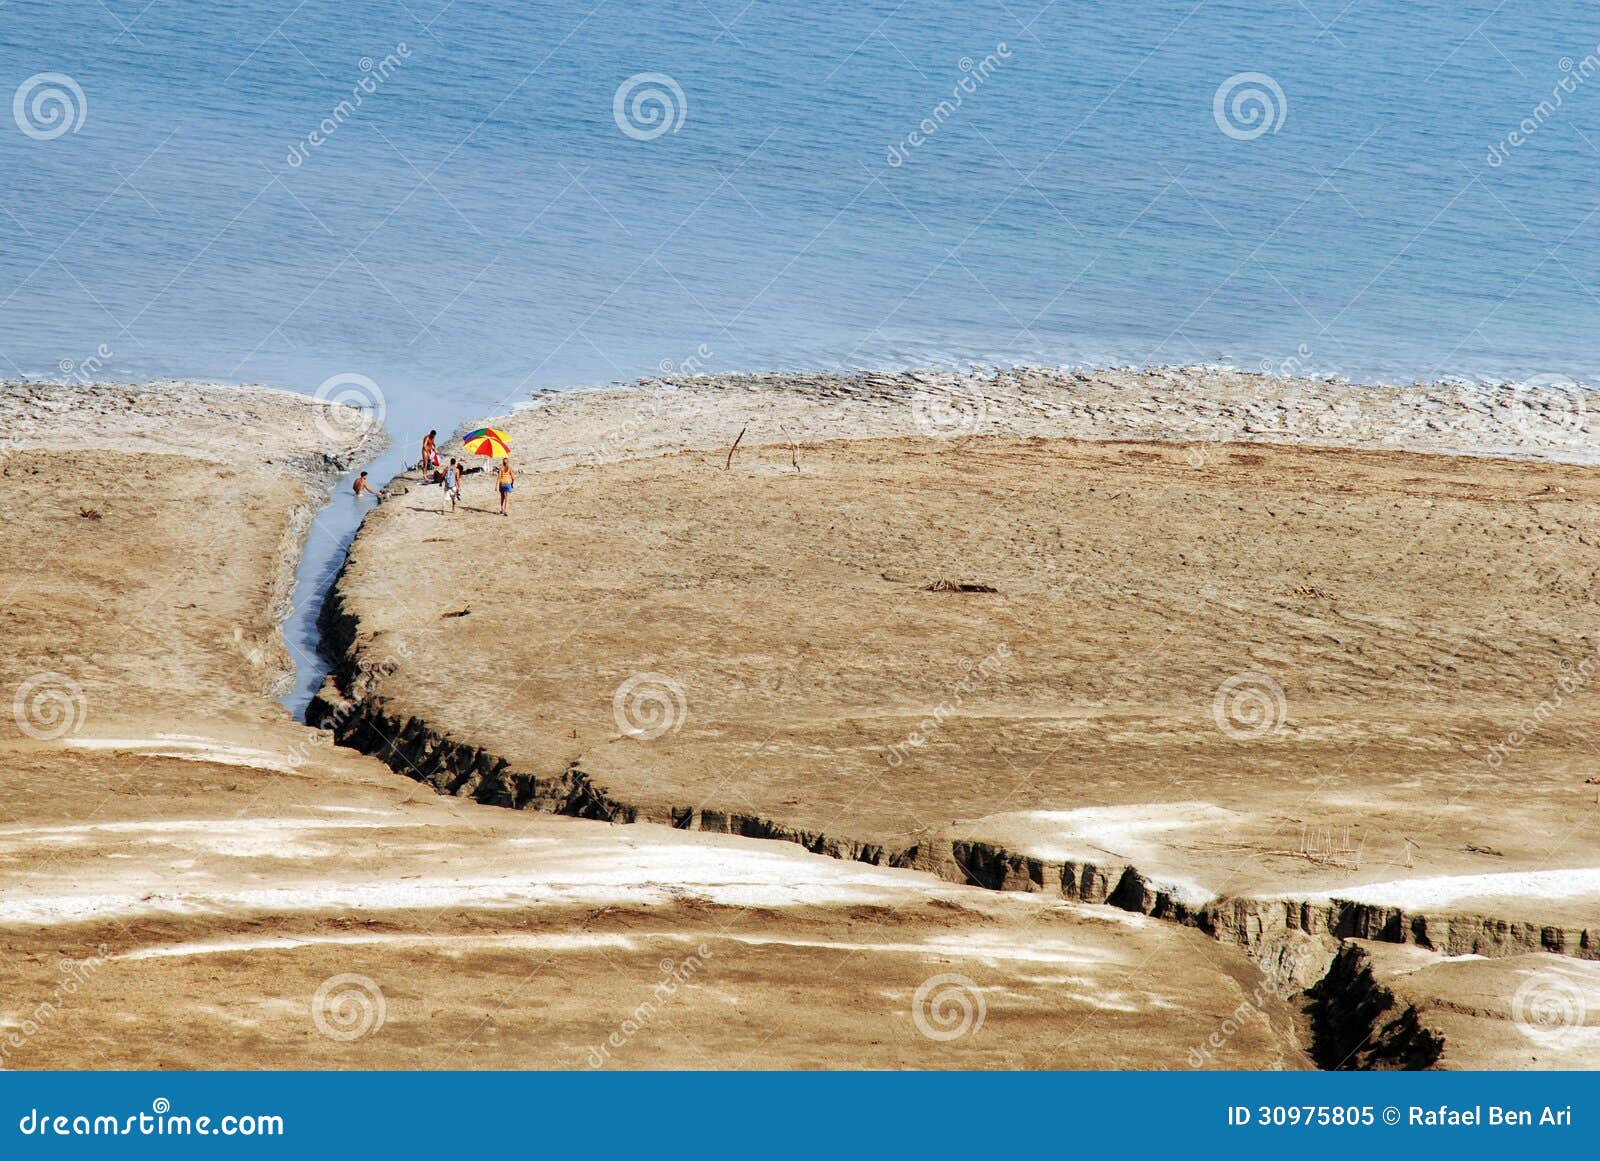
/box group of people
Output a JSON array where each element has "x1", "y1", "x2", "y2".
[
  {"x1": 350, "y1": 429, "x2": 517, "y2": 517},
  {"x1": 425, "y1": 429, "x2": 518, "y2": 516}
]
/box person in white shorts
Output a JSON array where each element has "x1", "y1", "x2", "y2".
[{"x1": 441, "y1": 458, "x2": 461, "y2": 512}]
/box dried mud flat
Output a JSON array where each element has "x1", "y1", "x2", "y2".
[
  {"x1": 0, "y1": 378, "x2": 1308, "y2": 1070},
  {"x1": 315, "y1": 366, "x2": 1600, "y2": 1068}
]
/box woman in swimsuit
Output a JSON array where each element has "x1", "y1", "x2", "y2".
[{"x1": 497, "y1": 458, "x2": 515, "y2": 516}]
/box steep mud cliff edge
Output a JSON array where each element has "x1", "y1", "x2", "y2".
[
  {"x1": 312, "y1": 366, "x2": 1600, "y2": 1067},
  {"x1": 0, "y1": 378, "x2": 1309, "y2": 1070}
]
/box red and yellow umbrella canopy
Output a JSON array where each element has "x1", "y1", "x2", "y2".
[{"x1": 461, "y1": 428, "x2": 510, "y2": 459}]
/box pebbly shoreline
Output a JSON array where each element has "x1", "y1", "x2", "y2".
[{"x1": 512, "y1": 364, "x2": 1596, "y2": 471}]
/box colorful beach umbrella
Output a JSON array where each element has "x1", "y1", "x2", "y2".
[
  {"x1": 461, "y1": 430, "x2": 510, "y2": 459},
  {"x1": 462, "y1": 427, "x2": 509, "y2": 444}
]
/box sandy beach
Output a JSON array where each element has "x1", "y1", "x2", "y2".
[
  {"x1": 307, "y1": 365, "x2": 1600, "y2": 1068},
  {"x1": 0, "y1": 374, "x2": 1320, "y2": 1070},
  {"x1": 0, "y1": 367, "x2": 1595, "y2": 1069}
]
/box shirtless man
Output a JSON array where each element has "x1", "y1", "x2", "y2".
[
  {"x1": 352, "y1": 471, "x2": 378, "y2": 501},
  {"x1": 420, "y1": 430, "x2": 438, "y2": 471}
]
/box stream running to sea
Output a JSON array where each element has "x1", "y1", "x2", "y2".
[{"x1": 6, "y1": 1, "x2": 1599, "y2": 713}]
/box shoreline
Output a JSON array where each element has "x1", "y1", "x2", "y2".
[
  {"x1": 2, "y1": 379, "x2": 385, "y2": 707},
  {"x1": 308, "y1": 372, "x2": 1600, "y2": 1066},
  {"x1": 10, "y1": 362, "x2": 1598, "y2": 724},
  {"x1": 273, "y1": 360, "x2": 1596, "y2": 716},
  {"x1": 0, "y1": 377, "x2": 1322, "y2": 1069},
  {"x1": 512, "y1": 364, "x2": 1598, "y2": 469}
]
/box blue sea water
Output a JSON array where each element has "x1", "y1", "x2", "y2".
[{"x1": 3, "y1": 0, "x2": 1598, "y2": 709}]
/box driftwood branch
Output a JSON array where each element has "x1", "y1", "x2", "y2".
[
  {"x1": 778, "y1": 424, "x2": 801, "y2": 474},
  {"x1": 723, "y1": 425, "x2": 746, "y2": 472}
]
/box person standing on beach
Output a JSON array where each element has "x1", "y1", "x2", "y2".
[
  {"x1": 352, "y1": 471, "x2": 378, "y2": 502},
  {"x1": 497, "y1": 458, "x2": 515, "y2": 516},
  {"x1": 420, "y1": 430, "x2": 438, "y2": 471},
  {"x1": 442, "y1": 457, "x2": 461, "y2": 513}
]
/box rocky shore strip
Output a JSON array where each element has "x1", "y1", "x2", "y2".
[
  {"x1": 3, "y1": 378, "x2": 385, "y2": 482},
  {"x1": 519, "y1": 364, "x2": 1597, "y2": 471}
]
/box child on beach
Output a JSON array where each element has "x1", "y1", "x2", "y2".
[
  {"x1": 442, "y1": 458, "x2": 461, "y2": 512},
  {"x1": 497, "y1": 458, "x2": 515, "y2": 516}
]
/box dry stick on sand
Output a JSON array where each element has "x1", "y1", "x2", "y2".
[
  {"x1": 723, "y1": 425, "x2": 746, "y2": 471},
  {"x1": 778, "y1": 424, "x2": 802, "y2": 474}
]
